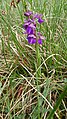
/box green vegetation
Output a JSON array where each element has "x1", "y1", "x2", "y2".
[{"x1": 0, "y1": 0, "x2": 67, "y2": 119}]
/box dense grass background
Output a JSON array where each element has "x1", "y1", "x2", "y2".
[{"x1": 0, "y1": 0, "x2": 67, "y2": 119}]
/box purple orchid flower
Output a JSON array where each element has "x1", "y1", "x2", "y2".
[{"x1": 23, "y1": 11, "x2": 45, "y2": 44}]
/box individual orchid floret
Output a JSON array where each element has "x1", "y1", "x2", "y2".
[
  {"x1": 27, "y1": 34, "x2": 36, "y2": 44},
  {"x1": 33, "y1": 13, "x2": 44, "y2": 24},
  {"x1": 37, "y1": 32, "x2": 45, "y2": 44}
]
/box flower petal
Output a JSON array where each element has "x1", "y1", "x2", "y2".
[
  {"x1": 28, "y1": 34, "x2": 36, "y2": 39},
  {"x1": 23, "y1": 21, "x2": 30, "y2": 29},
  {"x1": 40, "y1": 35, "x2": 45, "y2": 39},
  {"x1": 29, "y1": 23, "x2": 36, "y2": 29}
]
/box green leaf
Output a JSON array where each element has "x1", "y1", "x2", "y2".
[{"x1": 47, "y1": 85, "x2": 67, "y2": 119}]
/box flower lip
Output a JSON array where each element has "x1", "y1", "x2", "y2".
[
  {"x1": 26, "y1": 27, "x2": 33, "y2": 34},
  {"x1": 24, "y1": 11, "x2": 33, "y2": 16}
]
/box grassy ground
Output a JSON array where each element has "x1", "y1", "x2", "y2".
[{"x1": 0, "y1": 0, "x2": 67, "y2": 119}]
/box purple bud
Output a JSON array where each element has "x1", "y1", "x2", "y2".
[
  {"x1": 24, "y1": 11, "x2": 33, "y2": 17},
  {"x1": 38, "y1": 39, "x2": 42, "y2": 44},
  {"x1": 38, "y1": 18, "x2": 44, "y2": 24}
]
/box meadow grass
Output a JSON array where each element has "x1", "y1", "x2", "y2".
[{"x1": 0, "y1": 0, "x2": 67, "y2": 119}]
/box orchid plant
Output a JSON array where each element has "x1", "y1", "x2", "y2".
[
  {"x1": 23, "y1": 11, "x2": 46, "y2": 119},
  {"x1": 23, "y1": 10, "x2": 46, "y2": 81}
]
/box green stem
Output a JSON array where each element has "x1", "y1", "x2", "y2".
[
  {"x1": 35, "y1": 43, "x2": 41, "y2": 119},
  {"x1": 36, "y1": 43, "x2": 41, "y2": 77}
]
